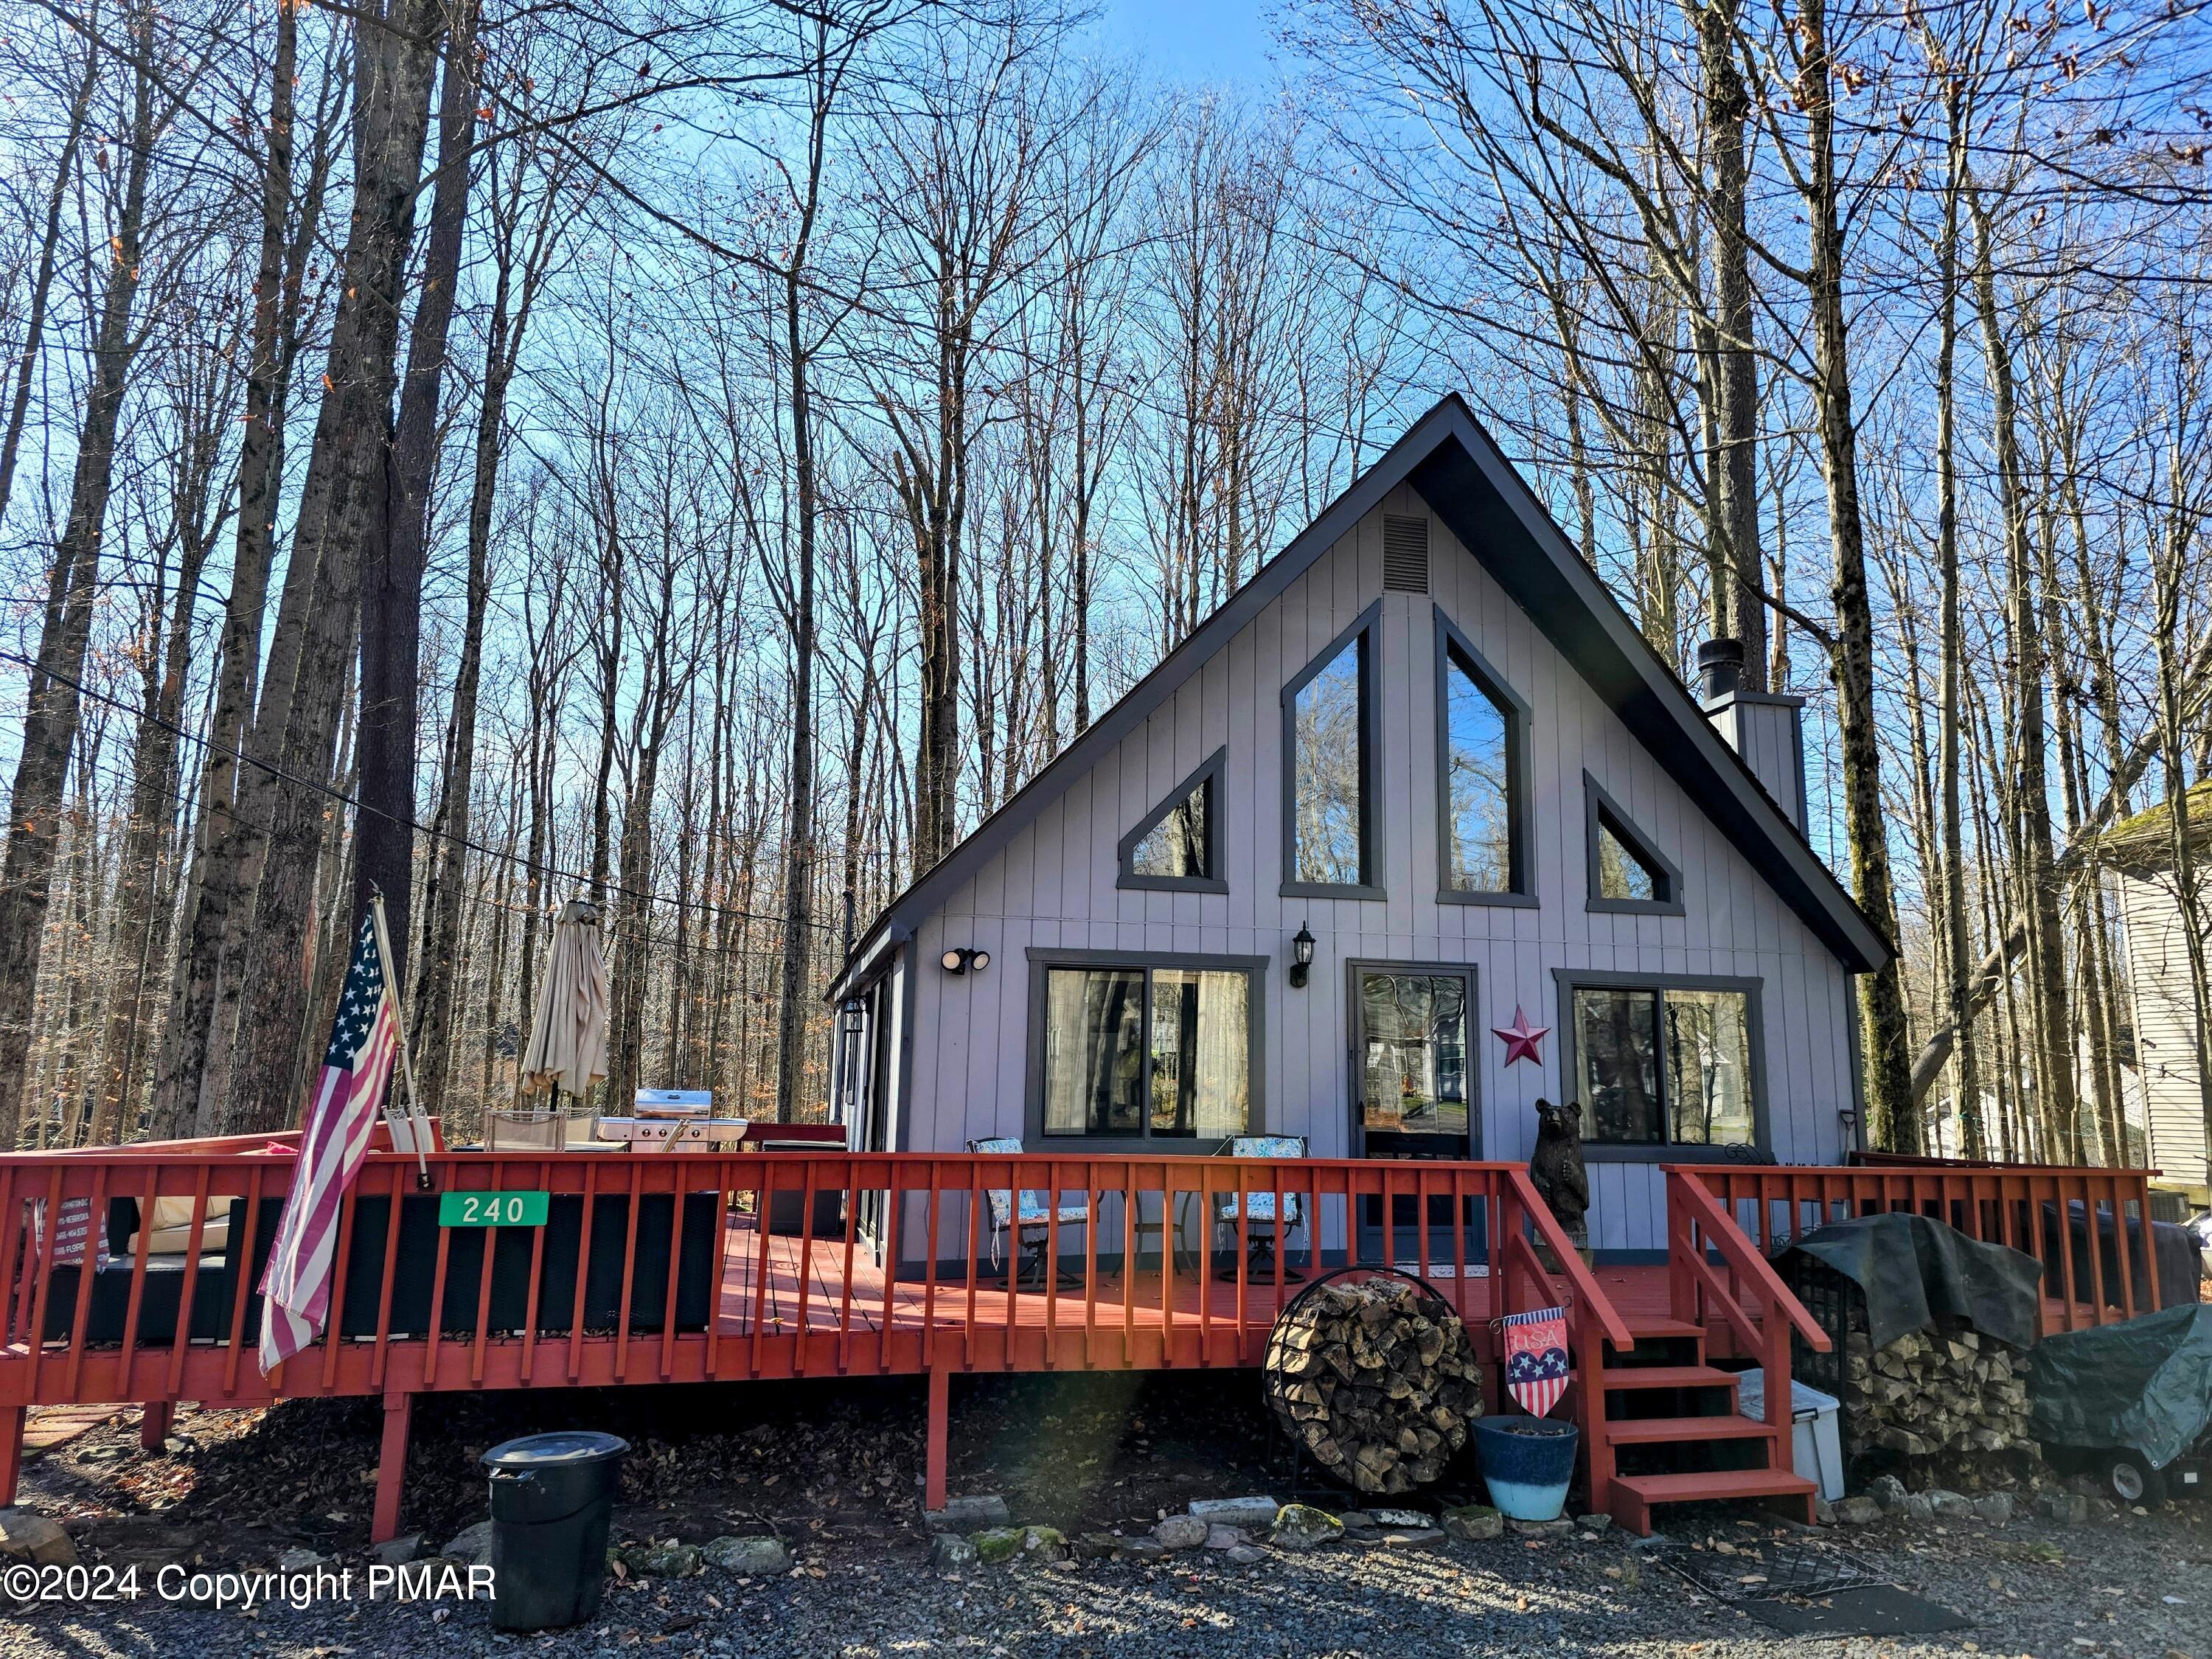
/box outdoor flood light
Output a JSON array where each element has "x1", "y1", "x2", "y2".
[
  {"x1": 939, "y1": 947, "x2": 990, "y2": 975},
  {"x1": 1289, "y1": 922, "x2": 1315, "y2": 989}
]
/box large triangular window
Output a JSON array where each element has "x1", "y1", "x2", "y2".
[
  {"x1": 1282, "y1": 602, "x2": 1380, "y2": 897},
  {"x1": 1119, "y1": 749, "x2": 1227, "y2": 892},
  {"x1": 1584, "y1": 772, "x2": 1683, "y2": 914},
  {"x1": 1436, "y1": 608, "x2": 1534, "y2": 905}
]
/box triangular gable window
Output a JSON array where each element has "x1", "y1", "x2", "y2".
[
  {"x1": 1584, "y1": 772, "x2": 1683, "y2": 914},
  {"x1": 1119, "y1": 750, "x2": 1228, "y2": 892}
]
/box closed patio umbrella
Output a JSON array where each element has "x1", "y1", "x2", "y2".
[{"x1": 518, "y1": 900, "x2": 609, "y2": 1107}]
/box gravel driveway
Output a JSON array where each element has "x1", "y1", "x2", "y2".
[
  {"x1": 4, "y1": 1500, "x2": 2207, "y2": 1659},
  {"x1": 4, "y1": 1382, "x2": 2207, "y2": 1658}
]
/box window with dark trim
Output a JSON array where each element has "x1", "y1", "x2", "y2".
[
  {"x1": 1435, "y1": 611, "x2": 1534, "y2": 905},
  {"x1": 1582, "y1": 772, "x2": 1684, "y2": 915},
  {"x1": 1117, "y1": 749, "x2": 1227, "y2": 893},
  {"x1": 1554, "y1": 970, "x2": 1766, "y2": 1159},
  {"x1": 1035, "y1": 960, "x2": 1255, "y2": 1139},
  {"x1": 1282, "y1": 602, "x2": 1380, "y2": 897}
]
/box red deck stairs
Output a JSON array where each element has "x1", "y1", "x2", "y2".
[
  {"x1": 1571, "y1": 1169, "x2": 1832, "y2": 1534},
  {"x1": 1596, "y1": 1312, "x2": 1816, "y2": 1532}
]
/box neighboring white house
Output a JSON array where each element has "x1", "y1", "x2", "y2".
[
  {"x1": 2110, "y1": 784, "x2": 2212, "y2": 1203},
  {"x1": 829, "y1": 397, "x2": 1891, "y2": 1260}
]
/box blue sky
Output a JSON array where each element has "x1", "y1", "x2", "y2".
[{"x1": 1099, "y1": 0, "x2": 1281, "y2": 84}]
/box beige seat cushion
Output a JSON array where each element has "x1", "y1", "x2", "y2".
[{"x1": 142, "y1": 1197, "x2": 229, "y2": 1256}]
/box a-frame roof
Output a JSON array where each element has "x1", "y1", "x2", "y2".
[{"x1": 833, "y1": 395, "x2": 1891, "y2": 993}]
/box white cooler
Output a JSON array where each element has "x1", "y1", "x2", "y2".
[{"x1": 1733, "y1": 1368, "x2": 1846, "y2": 1502}]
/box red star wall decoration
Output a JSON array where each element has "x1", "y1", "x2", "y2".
[{"x1": 1492, "y1": 1004, "x2": 1550, "y2": 1067}]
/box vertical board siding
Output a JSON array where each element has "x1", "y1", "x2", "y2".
[
  {"x1": 899, "y1": 490, "x2": 1860, "y2": 1250},
  {"x1": 2117, "y1": 872, "x2": 2209, "y2": 1190}
]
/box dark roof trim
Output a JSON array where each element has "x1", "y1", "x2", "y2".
[
  {"x1": 826, "y1": 922, "x2": 909, "y2": 1004},
  {"x1": 1405, "y1": 406, "x2": 1888, "y2": 970},
  {"x1": 839, "y1": 395, "x2": 1891, "y2": 978}
]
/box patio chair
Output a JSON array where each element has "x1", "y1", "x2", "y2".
[
  {"x1": 967, "y1": 1136, "x2": 1091, "y2": 1289},
  {"x1": 1214, "y1": 1135, "x2": 1309, "y2": 1284}
]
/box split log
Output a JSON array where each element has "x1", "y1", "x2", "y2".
[
  {"x1": 1263, "y1": 1279, "x2": 1485, "y2": 1495},
  {"x1": 1840, "y1": 1315, "x2": 2032, "y2": 1458}
]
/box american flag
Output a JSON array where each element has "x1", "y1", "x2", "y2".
[
  {"x1": 1503, "y1": 1304, "x2": 1571, "y2": 1417},
  {"x1": 258, "y1": 911, "x2": 399, "y2": 1374}
]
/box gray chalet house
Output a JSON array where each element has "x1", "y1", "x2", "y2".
[{"x1": 829, "y1": 397, "x2": 1889, "y2": 1260}]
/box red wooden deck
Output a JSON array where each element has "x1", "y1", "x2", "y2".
[
  {"x1": 714, "y1": 1220, "x2": 1675, "y2": 1342},
  {"x1": 0, "y1": 1140, "x2": 2160, "y2": 1542}
]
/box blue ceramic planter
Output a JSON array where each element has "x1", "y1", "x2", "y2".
[{"x1": 1472, "y1": 1416, "x2": 1579, "y2": 1520}]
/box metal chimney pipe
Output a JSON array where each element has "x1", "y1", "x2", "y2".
[{"x1": 1697, "y1": 637, "x2": 1745, "y2": 702}]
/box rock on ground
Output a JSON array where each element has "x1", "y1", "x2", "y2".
[
  {"x1": 1269, "y1": 1503, "x2": 1344, "y2": 1551},
  {"x1": 927, "y1": 1495, "x2": 1009, "y2": 1530},
  {"x1": 617, "y1": 1540, "x2": 701, "y2": 1578},
  {"x1": 0, "y1": 1512, "x2": 76, "y2": 1568},
  {"x1": 442, "y1": 1520, "x2": 492, "y2": 1565},
  {"x1": 368, "y1": 1531, "x2": 423, "y2": 1566},
  {"x1": 701, "y1": 1534, "x2": 789, "y2": 1575},
  {"x1": 1152, "y1": 1514, "x2": 1208, "y2": 1550},
  {"x1": 1442, "y1": 1503, "x2": 1503, "y2": 1541},
  {"x1": 1188, "y1": 1495, "x2": 1279, "y2": 1529},
  {"x1": 927, "y1": 1533, "x2": 976, "y2": 1573}
]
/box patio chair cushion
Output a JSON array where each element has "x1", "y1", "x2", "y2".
[
  {"x1": 1015, "y1": 1197, "x2": 1093, "y2": 1228},
  {"x1": 1217, "y1": 1135, "x2": 1307, "y2": 1227},
  {"x1": 969, "y1": 1137, "x2": 1089, "y2": 1233}
]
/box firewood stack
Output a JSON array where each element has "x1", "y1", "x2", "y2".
[
  {"x1": 1841, "y1": 1315, "x2": 2032, "y2": 1457},
  {"x1": 1263, "y1": 1278, "x2": 1485, "y2": 1495}
]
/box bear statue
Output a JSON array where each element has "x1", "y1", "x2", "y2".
[{"x1": 1528, "y1": 1098, "x2": 1591, "y2": 1269}]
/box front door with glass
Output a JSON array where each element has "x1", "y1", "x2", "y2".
[
  {"x1": 1353, "y1": 967, "x2": 1477, "y2": 1159},
  {"x1": 1350, "y1": 964, "x2": 1481, "y2": 1265}
]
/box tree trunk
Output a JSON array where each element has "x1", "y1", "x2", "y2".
[
  {"x1": 1969, "y1": 187, "x2": 2076, "y2": 1162},
  {"x1": 1795, "y1": 0, "x2": 1917, "y2": 1151},
  {"x1": 0, "y1": 38, "x2": 99, "y2": 526},
  {"x1": 1934, "y1": 75, "x2": 1983, "y2": 1157},
  {"x1": 0, "y1": 37, "x2": 159, "y2": 1142},
  {"x1": 1691, "y1": 0, "x2": 1764, "y2": 684},
  {"x1": 358, "y1": 0, "x2": 479, "y2": 987},
  {"x1": 218, "y1": 0, "x2": 447, "y2": 1135}
]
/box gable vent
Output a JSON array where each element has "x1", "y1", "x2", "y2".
[{"x1": 1382, "y1": 515, "x2": 1430, "y2": 592}]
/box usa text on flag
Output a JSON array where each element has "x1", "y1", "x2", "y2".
[{"x1": 1503, "y1": 1304, "x2": 1571, "y2": 1417}]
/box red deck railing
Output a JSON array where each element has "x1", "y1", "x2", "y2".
[
  {"x1": 1681, "y1": 1163, "x2": 2166, "y2": 1333},
  {"x1": 0, "y1": 1142, "x2": 1627, "y2": 1540}
]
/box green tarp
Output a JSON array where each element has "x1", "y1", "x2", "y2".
[
  {"x1": 2030, "y1": 1304, "x2": 2212, "y2": 1470},
  {"x1": 1777, "y1": 1212, "x2": 2043, "y2": 1351}
]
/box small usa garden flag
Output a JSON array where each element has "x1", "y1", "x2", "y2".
[{"x1": 1503, "y1": 1304, "x2": 1570, "y2": 1416}]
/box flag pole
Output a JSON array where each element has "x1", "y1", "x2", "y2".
[{"x1": 369, "y1": 888, "x2": 434, "y2": 1191}]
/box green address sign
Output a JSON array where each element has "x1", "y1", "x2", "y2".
[{"x1": 438, "y1": 1190, "x2": 550, "y2": 1228}]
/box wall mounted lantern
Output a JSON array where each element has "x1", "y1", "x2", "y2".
[
  {"x1": 840, "y1": 996, "x2": 866, "y2": 1036},
  {"x1": 1837, "y1": 1107, "x2": 1860, "y2": 1156},
  {"x1": 939, "y1": 947, "x2": 990, "y2": 975},
  {"x1": 1288, "y1": 923, "x2": 1316, "y2": 990}
]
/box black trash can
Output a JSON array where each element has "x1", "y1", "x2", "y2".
[{"x1": 481, "y1": 1430, "x2": 630, "y2": 1631}]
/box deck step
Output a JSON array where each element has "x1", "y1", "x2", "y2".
[
  {"x1": 1608, "y1": 1467, "x2": 1816, "y2": 1504},
  {"x1": 1606, "y1": 1467, "x2": 1818, "y2": 1535},
  {"x1": 1601, "y1": 1364, "x2": 1740, "y2": 1391},
  {"x1": 1605, "y1": 1413, "x2": 1776, "y2": 1444},
  {"x1": 1621, "y1": 1316, "x2": 1706, "y2": 1341}
]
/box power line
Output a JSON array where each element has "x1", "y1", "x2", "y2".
[{"x1": 0, "y1": 649, "x2": 865, "y2": 939}]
